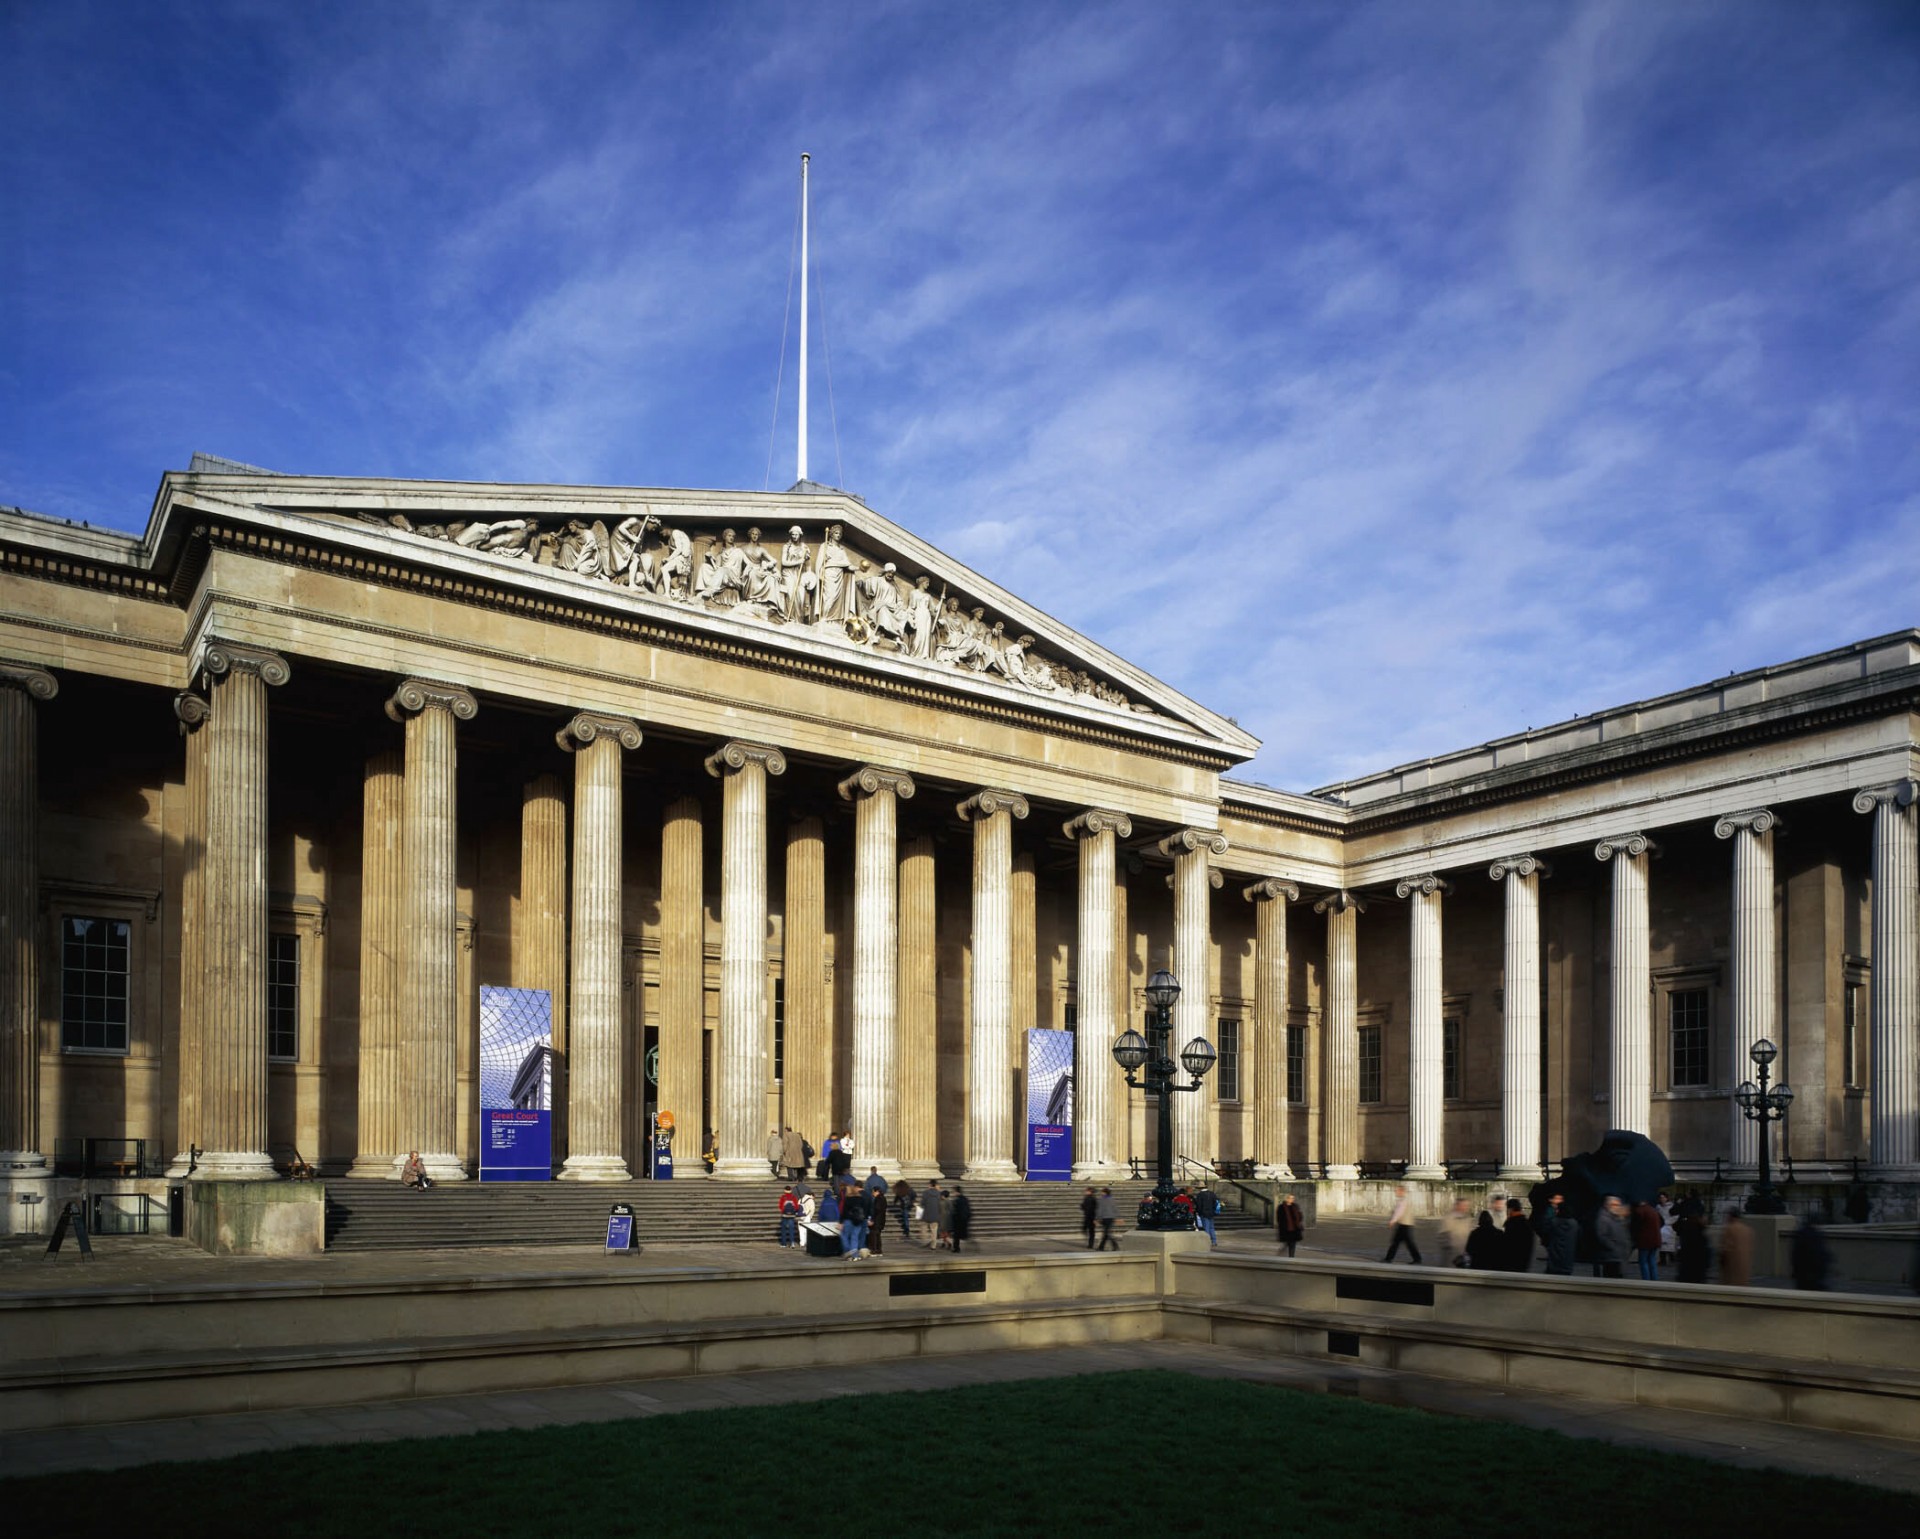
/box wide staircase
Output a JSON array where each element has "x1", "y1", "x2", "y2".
[{"x1": 322, "y1": 1176, "x2": 1269, "y2": 1251}]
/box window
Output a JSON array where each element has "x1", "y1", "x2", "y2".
[
  {"x1": 772, "y1": 977, "x2": 785, "y2": 1082},
  {"x1": 1442, "y1": 1016, "x2": 1462, "y2": 1100},
  {"x1": 1844, "y1": 981, "x2": 1864, "y2": 1090},
  {"x1": 1215, "y1": 1016, "x2": 1241, "y2": 1101},
  {"x1": 1062, "y1": 1001, "x2": 1077, "y2": 1033},
  {"x1": 1358, "y1": 1024, "x2": 1382, "y2": 1104},
  {"x1": 1286, "y1": 1024, "x2": 1306, "y2": 1106},
  {"x1": 61, "y1": 915, "x2": 131, "y2": 1052},
  {"x1": 266, "y1": 933, "x2": 299, "y2": 1061},
  {"x1": 1670, "y1": 988, "x2": 1709, "y2": 1088}
]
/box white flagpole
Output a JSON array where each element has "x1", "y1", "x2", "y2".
[{"x1": 798, "y1": 152, "x2": 810, "y2": 486}]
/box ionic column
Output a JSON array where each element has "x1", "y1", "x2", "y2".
[
  {"x1": 838, "y1": 766, "x2": 914, "y2": 1177},
  {"x1": 0, "y1": 663, "x2": 57, "y2": 1207},
  {"x1": 1594, "y1": 832, "x2": 1658, "y2": 1136},
  {"x1": 1716, "y1": 808, "x2": 1783, "y2": 1169},
  {"x1": 1854, "y1": 781, "x2": 1919, "y2": 1174},
  {"x1": 1111, "y1": 853, "x2": 1132, "y2": 1169},
  {"x1": 898, "y1": 833, "x2": 939, "y2": 1178},
  {"x1": 1315, "y1": 891, "x2": 1363, "y2": 1180},
  {"x1": 705, "y1": 741, "x2": 786, "y2": 1179},
  {"x1": 165, "y1": 690, "x2": 209, "y2": 1178},
  {"x1": 558, "y1": 713, "x2": 641, "y2": 1180},
  {"x1": 1396, "y1": 874, "x2": 1451, "y2": 1179},
  {"x1": 1489, "y1": 854, "x2": 1550, "y2": 1181},
  {"x1": 386, "y1": 678, "x2": 477, "y2": 1182},
  {"x1": 1066, "y1": 810, "x2": 1131, "y2": 1178},
  {"x1": 960, "y1": 788, "x2": 1028, "y2": 1180},
  {"x1": 349, "y1": 751, "x2": 405, "y2": 1176},
  {"x1": 197, "y1": 643, "x2": 290, "y2": 1180},
  {"x1": 1159, "y1": 829, "x2": 1228, "y2": 1168},
  {"x1": 517, "y1": 773, "x2": 568, "y2": 1151},
  {"x1": 784, "y1": 814, "x2": 829, "y2": 1150},
  {"x1": 660, "y1": 795, "x2": 705, "y2": 1160},
  {"x1": 1245, "y1": 878, "x2": 1299, "y2": 1178}
]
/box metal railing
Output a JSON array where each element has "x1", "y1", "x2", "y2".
[{"x1": 52, "y1": 1138, "x2": 162, "y2": 1179}]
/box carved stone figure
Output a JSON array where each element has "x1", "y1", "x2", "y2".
[
  {"x1": 904, "y1": 576, "x2": 939, "y2": 659},
  {"x1": 659, "y1": 526, "x2": 692, "y2": 598},
  {"x1": 815, "y1": 524, "x2": 853, "y2": 624},
  {"x1": 779, "y1": 526, "x2": 814, "y2": 622}
]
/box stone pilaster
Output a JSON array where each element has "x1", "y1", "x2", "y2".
[
  {"x1": 706, "y1": 741, "x2": 786, "y2": 1179},
  {"x1": 517, "y1": 772, "x2": 568, "y2": 1153},
  {"x1": 1315, "y1": 891, "x2": 1363, "y2": 1180},
  {"x1": 386, "y1": 678, "x2": 477, "y2": 1183},
  {"x1": 784, "y1": 815, "x2": 828, "y2": 1149},
  {"x1": 1159, "y1": 828, "x2": 1228, "y2": 1168},
  {"x1": 898, "y1": 832, "x2": 939, "y2": 1178},
  {"x1": 164, "y1": 690, "x2": 209, "y2": 1178},
  {"x1": 1066, "y1": 810, "x2": 1130, "y2": 1178},
  {"x1": 1244, "y1": 878, "x2": 1299, "y2": 1178},
  {"x1": 0, "y1": 664, "x2": 56, "y2": 1216},
  {"x1": 659, "y1": 795, "x2": 705, "y2": 1165},
  {"x1": 349, "y1": 751, "x2": 406, "y2": 1177},
  {"x1": 1489, "y1": 854, "x2": 1549, "y2": 1180},
  {"x1": 838, "y1": 765, "x2": 914, "y2": 1177},
  {"x1": 558, "y1": 713, "x2": 641, "y2": 1180},
  {"x1": 1855, "y1": 781, "x2": 1919, "y2": 1174},
  {"x1": 1594, "y1": 832, "x2": 1658, "y2": 1136},
  {"x1": 196, "y1": 643, "x2": 290, "y2": 1181},
  {"x1": 960, "y1": 788, "x2": 1028, "y2": 1180},
  {"x1": 1716, "y1": 809, "x2": 1783, "y2": 1169},
  {"x1": 1396, "y1": 874, "x2": 1451, "y2": 1179},
  {"x1": 1112, "y1": 852, "x2": 1133, "y2": 1170}
]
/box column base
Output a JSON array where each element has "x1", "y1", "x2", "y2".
[
  {"x1": 1405, "y1": 1162, "x2": 1446, "y2": 1181},
  {"x1": 419, "y1": 1152, "x2": 468, "y2": 1183},
  {"x1": 899, "y1": 1161, "x2": 945, "y2": 1183},
  {"x1": 0, "y1": 1162, "x2": 52, "y2": 1236},
  {"x1": 1498, "y1": 1164, "x2": 1544, "y2": 1184},
  {"x1": 164, "y1": 1151, "x2": 196, "y2": 1179},
  {"x1": 963, "y1": 1158, "x2": 1021, "y2": 1183},
  {"x1": 347, "y1": 1154, "x2": 404, "y2": 1179},
  {"x1": 191, "y1": 1150, "x2": 280, "y2": 1182},
  {"x1": 558, "y1": 1155, "x2": 633, "y2": 1181},
  {"x1": 1071, "y1": 1161, "x2": 1133, "y2": 1184},
  {"x1": 712, "y1": 1156, "x2": 774, "y2": 1181},
  {"x1": 1325, "y1": 1163, "x2": 1360, "y2": 1181}
]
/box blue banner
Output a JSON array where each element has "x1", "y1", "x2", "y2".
[
  {"x1": 1024, "y1": 1028, "x2": 1074, "y2": 1181},
  {"x1": 479, "y1": 986, "x2": 554, "y2": 1182},
  {"x1": 483, "y1": 1108, "x2": 552, "y2": 1182}
]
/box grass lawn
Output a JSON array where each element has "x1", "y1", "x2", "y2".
[{"x1": 5, "y1": 1370, "x2": 1913, "y2": 1536}]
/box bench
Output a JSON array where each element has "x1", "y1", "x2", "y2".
[{"x1": 1213, "y1": 1159, "x2": 1258, "y2": 1181}]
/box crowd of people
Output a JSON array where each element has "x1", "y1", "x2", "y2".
[{"x1": 774, "y1": 1149, "x2": 972, "y2": 1260}]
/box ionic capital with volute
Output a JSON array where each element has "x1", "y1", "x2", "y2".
[
  {"x1": 556, "y1": 712, "x2": 643, "y2": 754},
  {"x1": 1853, "y1": 779, "x2": 1919, "y2": 815},
  {"x1": 384, "y1": 677, "x2": 476, "y2": 723},
  {"x1": 1243, "y1": 877, "x2": 1300, "y2": 904},
  {"x1": 957, "y1": 788, "x2": 1029, "y2": 822},
  {"x1": 1488, "y1": 854, "x2": 1552, "y2": 881},
  {"x1": 1313, "y1": 890, "x2": 1366, "y2": 915},
  {"x1": 1594, "y1": 831, "x2": 1661, "y2": 862},
  {"x1": 1394, "y1": 873, "x2": 1454, "y2": 899},
  {"x1": 1158, "y1": 827, "x2": 1229, "y2": 859},
  {"x1": 705, "y1": 740, "x2": 788, "y2": 778},
  {"x1": 838, "y1": 765, "x2": 916, "y2": 802},
  {"x1": 201, "y1": 642, "x2": 291, "y2": 688},
  {"x1": 0, "y1": 662, "x2": 58, "y2": 701},
  {"x1": 1063, "y1": 808, "x2": 1132, "y2": 841},
  {"x1": 1714, "y1": 808, "x2": 1786, "y2": 840},
  {"x1": 173, "y1": 691, "x2": 209, "y2": 734},
  {"x1": 1167, "y1": 868, "x2": 1224, "y2": 891}
]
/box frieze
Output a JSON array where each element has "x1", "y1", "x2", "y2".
[{"x1": 356, "y1": 512, "x2": 1158, "y2": 720}]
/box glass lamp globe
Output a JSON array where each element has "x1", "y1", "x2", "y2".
[
  {"x1": 1111, "y1": 1029, "x2": 1149, "y2": 1072},
  {"x1": 1734, "y1": 1080, "x2": 1758, "y2": 1111},
  {"x1": 1774, "y1": 1084, "x2": 1795, "y2": 1111},
  {"x1": 1181, "y1": 1036, "x2": 1218, "y2": 1080},
  {"x1": 1749, "y1": 1037, "x2": 1778, "y2": 1068},
  {"x1": 1144, "y1": 969, "x2": 1182, "y2": 1016}
]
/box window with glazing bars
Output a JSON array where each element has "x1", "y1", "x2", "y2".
[
  {"x1": 1286, "y1": 1023, "x2": 1305, "y2": 1105},
  {"x1": 773, "y1": 978, "x2": 785, "y2": 1082},
  {"x1": 1442, "y1": 1016, "x2": 1461, "y2": 1100},
  {"x1": 1670, "y1": 988, "x2": 1709, "y2": 1087},
  {"x1": 61, "y1": 915, "x2": 130, "y2": 1052},
  {"x1": 1216, "y1": 1016, "x2": 1240, "y2": 1101},
  {"x1": 1358, "y1": 1024, "x2": 1382, "y2": 1104},
  {"x1": 266, "y1": 933, "x2": 299, "y2": 1061}
]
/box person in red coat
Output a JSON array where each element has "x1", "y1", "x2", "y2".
[{"x1": 1629, "y1": 1199, "x2": 1664, "y2": 1280}]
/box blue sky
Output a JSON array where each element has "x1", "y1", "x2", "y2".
[{"x1": 4, "y1": 1, "x2": 1916, "y2": 790}]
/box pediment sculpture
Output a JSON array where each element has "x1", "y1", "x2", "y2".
[{"x1": 357, "y1": 513, "x2": 1155, "y2": 716}]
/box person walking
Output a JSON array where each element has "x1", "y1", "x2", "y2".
[
  {"x1": 1382, "y1": 1185, "x2": 1423, "y2": 1264},
  {"x1": 1501, "y1": 1198, "x2": 1535, "y2": 1272},
  {"x1": 1276, "y1": 1193, "x2": 1305, "y2": 1257},
  {"x1": 1081, "y1": 1187, "x2": 1099, "y2": 1249},
  {"x1": 1533, "y1": 1192, "x2": 1578, "y2": 1276},
  {"x1": 1437, "y1": 1196, "x2": 1473, "y2": 1268},
  {"x1": 1465, "y1": 1209, "x2": 1502, "y2": 1269},
  {"x1": 892, "y1": 1178, "x2": 916, "y2": 1244},
  {"x1": 1096, "y1": 1187, "x2": 1120, "y2": 1250},
  {"x1": 1193, "y1": 1184, "x2": 1221, "y2": 1248},
  {"x1": 1593, "y1": 1196, "x2": 1631, "y2": 1278},
  {"x1": 1630, "y1": 1199, "x2": 1663, "y2": 1280},
  {"x1": 947, "y1": 1184, "x2": 973, "y2": 1254},
  {"x1": 780, "y1": 1126, "x2": 807, "y2": 1183},
  {"x1": 918, "y1": 1180, "x2": 943, "y2": 1247},
  {"x1": 1718, "y1": 1208, "x2": 1754, "y2": 1286},
  {"x1": 868, "y1": 1186, "x2": 887, "y2": 1255},
  {"x1": 766, "y1": 1127, "x2": 784, "y2": 1178}
]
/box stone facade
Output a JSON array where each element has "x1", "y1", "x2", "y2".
[{"x1": 0, "y1": 479, "x2": 1915, "y2": 1229}]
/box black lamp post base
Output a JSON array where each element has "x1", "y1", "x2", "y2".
[
  {"x1": 1744, "y1": 1187, "x2": 1788, "y2": 1215},
  {"x1": 1135, "y1": 1190, "x2": 1195, "y2": 1231}
]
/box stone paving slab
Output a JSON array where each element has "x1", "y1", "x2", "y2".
[{"x1": 4, "y1": 1339, "x2": 1917, "y2": 1494}]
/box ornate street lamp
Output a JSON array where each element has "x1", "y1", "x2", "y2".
[
  {"x1": 1112, "y1": 968, "x2": 1216, "y2": 1230},
  {"x1": 1734, "y1": 1036, "x2": 1793, "y2": 1215}
]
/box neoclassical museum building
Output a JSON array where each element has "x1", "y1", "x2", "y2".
[{"x1": 1, "y1": 465, "x2": 1916, "y2": 1227}]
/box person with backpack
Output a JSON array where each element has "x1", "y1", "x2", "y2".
[
  {"x1": 778, "y1": 1187, "x2": 801, "y2": 1248},
  {"x1": 1193, "y1": 1184, "x2": 1221, "y2": 1248},
  {"x1": 839, "y1": 1186, "x2": 871, "y2": 1259}
]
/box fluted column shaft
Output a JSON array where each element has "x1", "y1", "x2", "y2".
[
  {"x1": 1067, "y1": 811, "x2": 1129, "y2": 1177},
  {"x1": 1160, "y1": 829, "x2": 1227, "y2": 1168},
  {"x1": 198, "y1": 645, "x2": 289, "y2": 1179},
  {"x1": 898, "y1": 834, "x2": 939, "y2": 1178},
  {"x1": 961, "y1": 789, "x2": 1027, "y2": 1180},
  {"x1": 388, "y1": 679, "x2": 476, "y2": 1181},
  {"x1": 1111, "y1": 859, "x2": 1132, "y2": 1169},
  {"x1": 164, "y1": 691, "x2": 209, "y2": 1176},
  {"x1": 1318, "y1": 894, "x2": 1361, "y2": 1179},
  {"x1": 660, "y1": 796, "x2": 705, "y2": 1160},
  {"x1": 1246, "y1": 879, "x2": 1298, "y2": 1177},
  {"x1": 1595, "y1": 834, "x2": 1655, "y2": 1135},
  {"x1": 517, "y1": 773, "x2": 568, "y2": 1144},
  {"x1": 840, "y1": 767, "x2": 913, "y2": 1176},
  {"x1": 1857, "y1": 782, "x2": 1919, "y2": 1172},
  {"x1": 1399, "y1": 876, "x2": 1449, "y2": 1179},
  {"x1": 1491, "y1": 856, "x2": 1548, "y2": 1180},
  {"x1": 350, "y1": 752, "x2": 406, "y2": 1176},
  {"x1": 784, "y1": 816, "x2": 829, "y2": 1147},
  {"x1": 0, "y1": 665, "x2": 56, "y2": 1188},
  {"x1": 707, "y1": 742, "x2": 785, "y2": 1179},
  {"x1": 559, "y1": 714, "x2": 641, "y2": 1180},
  {"x1": 1717, "y1": 810, "x2": 1781, "y2": 1170}
]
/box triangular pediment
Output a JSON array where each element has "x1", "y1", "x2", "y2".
[{"x1": 161, "y1": 474, "x2": 1259, "y2": 759}]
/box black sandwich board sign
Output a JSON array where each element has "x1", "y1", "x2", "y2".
[
  {"x1": 605, "y1": 1203, "x2": 635, "y2": 1254},
  {"x1": 45, "y1": 1200, "x2": 93, "y2": 1258}
]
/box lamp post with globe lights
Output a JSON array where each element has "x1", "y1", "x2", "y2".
[
  {"x1": 1111, "y1": 968, "x2": 1216, "y2": 1231},
  {"x1": 1735, "y1": 1037, "x2": 1793, "y2": 1215}
]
